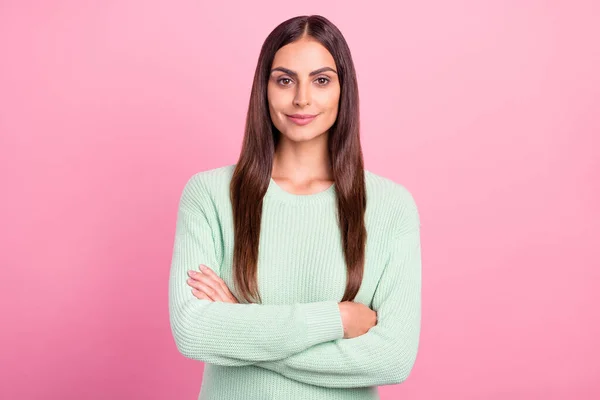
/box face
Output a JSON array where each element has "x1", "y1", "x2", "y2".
[{"x1": 267, "y1": 37, "x2": 341, "y2": 142}]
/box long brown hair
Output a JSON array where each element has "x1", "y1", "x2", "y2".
[{"x1": 230, "y1": 15, "x2": 367, "y2": 304}]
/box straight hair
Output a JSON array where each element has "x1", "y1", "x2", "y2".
[{"x1": 230, "y1": 15, "x2": 367, "y2": 304}]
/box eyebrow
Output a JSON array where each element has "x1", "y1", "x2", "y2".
[{"x1": 270, "y1": 66, "x2": 338, "y2": 77}]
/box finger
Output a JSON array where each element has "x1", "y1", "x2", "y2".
[
  {"x1": 196, "y1": 266, "x2": 232, "y2": 301},
  {"x1": 190, "y1": 274, "x2": 231, "y2": 303},
  {"x1": 190, "y1": 275, "x2": 238, "y2": 303},
  {"x1": 198, "y1": 265, "x2": 230, "y2": 293},
  {"x1": 188, "y1": 269, "x2": 227, "y2": 301},
  {"x1": 191, "y1": 288, "x2": 214, "y2": 301},
  {"x1": 187, "y1": 277, "x2": 222, "y2": 301},
  {"x1": 199, "y1": 276, "x2": 231, "y2": 302}
]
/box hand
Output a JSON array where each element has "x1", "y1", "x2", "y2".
[
  {"x1": 338, "y1": 301, "x2": 377, "y2": 339},
  {"x1": 186, "y1": 265, "x2": 239, "y2": 303}
]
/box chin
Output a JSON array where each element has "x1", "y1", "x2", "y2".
[{"x1": 282, "y1": 128, "x2": 327, "y2": 141}]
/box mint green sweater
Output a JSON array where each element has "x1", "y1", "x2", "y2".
[{"x1": 168, "y1": 164, "x2": 422, "y2": 400}]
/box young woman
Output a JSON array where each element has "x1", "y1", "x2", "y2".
[{"x1": 169, "y1": 14, "x2": 422, "y2": 400}]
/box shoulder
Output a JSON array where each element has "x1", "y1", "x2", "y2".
[
  {"x1": 364, "y1": 169, "x2": 420, "y2": 235},
  {"x1": 186, "y1": 163, "x2": 236, "y2": 187},
  {"x1": 365, "y1": 169, "x2": 418, "y2": 210},
  {"x1": 179, "y1": 163, "x2": 236, "y2": 208}
]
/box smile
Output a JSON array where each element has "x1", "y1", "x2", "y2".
[{"x1": 286, "y1": 114, "x2": 318, "y2": 126}]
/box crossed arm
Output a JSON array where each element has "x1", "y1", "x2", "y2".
[{"x1": 168, "y1": 177, "x2": 421, "y2": 388}]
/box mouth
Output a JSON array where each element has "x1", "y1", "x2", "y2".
[{"x1": 286, "y1": 114, "x2": 318, "y2": 126}]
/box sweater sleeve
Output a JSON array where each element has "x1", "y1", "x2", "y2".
[
  {"x1": 168, "y1": 176, "x2": 345, "y2": 365},
  {"x1": 252, "y1": 191, "x2": 422, "y2": 388}
]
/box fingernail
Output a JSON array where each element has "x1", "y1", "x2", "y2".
[
  {"x1": 188, "y1": 270, "x2": 195, "y2": 276},
  {"x1": 199, "y1": 265, "x2": 206, "y2": 271}
]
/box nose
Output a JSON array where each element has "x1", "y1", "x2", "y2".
[{"x1": 293, "y1": 81, "x2": 311, "y2": 107}]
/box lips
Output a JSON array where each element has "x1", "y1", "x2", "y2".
[
  {"x1": 288, "y1": 114, "x2": 317, "y2": 118},
  {"x1": 286, "y1": 114, "x2": 318, "y2": 126}
]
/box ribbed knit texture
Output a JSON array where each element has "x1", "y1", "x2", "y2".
[{"x1": 168, "y1": 163, "x2": 422, "y2": 400}]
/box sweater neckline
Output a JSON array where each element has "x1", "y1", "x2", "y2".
[{"x1": 265, "y1": 177, "x2": 336, "y2": 205}]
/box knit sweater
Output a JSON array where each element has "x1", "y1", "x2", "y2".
[{"x1": 168, "y1": 163, "x2": 422, "y2": 400}]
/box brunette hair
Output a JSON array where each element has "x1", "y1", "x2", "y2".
[{"x1": 230, "y1": 15, "x2": 366, "y2": 304}]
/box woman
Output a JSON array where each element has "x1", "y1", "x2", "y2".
[{"x1": 168, "y1": 14, "x2": 422, "y2": 400}]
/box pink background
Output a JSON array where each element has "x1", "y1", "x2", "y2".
[{"x1": 1, "y1": 1, "x2": 599, "y2": 399}]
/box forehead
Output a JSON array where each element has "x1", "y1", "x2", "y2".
[{"x1": 271, "y1": 38, "x2": 336, "y2": 71}]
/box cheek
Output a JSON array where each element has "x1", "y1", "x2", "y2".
[
  {"x1": 316, "y1": 85, "x2": 339, "y2": 104},
  {"x1": 267, "y1": 87, "x2": 291, "y2": 112},
  {"x1": 267, "y1": 86, "x2": 276, "y2": 110},
  {"x1": 316, "y1": 91, "x2": 340, "y2": 127},
  {"x1": 319, "y1": 90, "x2": 340, "y2": 114}
]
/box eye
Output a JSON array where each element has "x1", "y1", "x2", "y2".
[
  {"x1": 278, "y1": 77, "x2": 293, "y2": 86},
  {"x1": 316, "y1": 77, "x2": 330, "y2": 86}
]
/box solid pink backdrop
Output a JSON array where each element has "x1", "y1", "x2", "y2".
[{"x1": 1, "y1": 1, "x2": 598, "y2": 399}]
